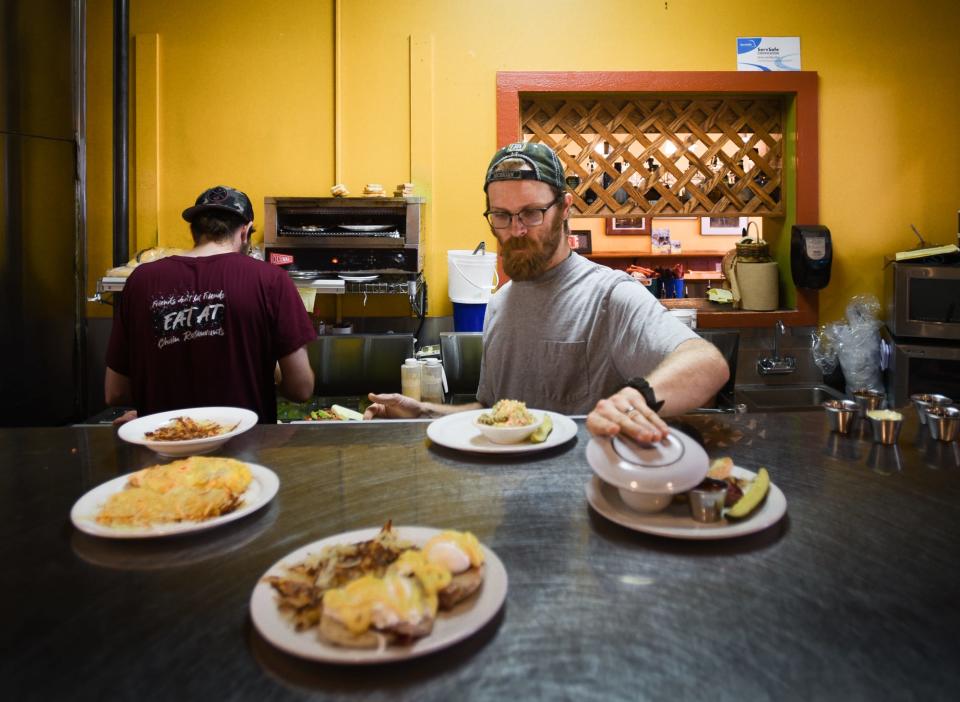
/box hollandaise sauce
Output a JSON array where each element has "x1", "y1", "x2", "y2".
[{"x1": 322, "y1": 550, "x2": 453, "y2": 635}]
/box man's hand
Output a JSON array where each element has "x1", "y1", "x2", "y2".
[
  {"x1": 586, "y1": 387, "x2": 670, "y2": 443},
  {"x1": 363, "y1": 393, "x2": 424, "y2": 419},
  {"x1": 112, "y1": 409, "x2": 138, "y2": 426}
]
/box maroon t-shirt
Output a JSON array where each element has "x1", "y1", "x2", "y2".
[{"x1": 106, "y1": 253, "x2": 316, "y2": 423}]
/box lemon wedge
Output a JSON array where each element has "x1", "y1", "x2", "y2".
[
  {"x1": 726, "y1": 468, "x2": 770, "y2": 518},
  {"x1": 529, "y1": 414, "x2": 553, "y2": 443}
]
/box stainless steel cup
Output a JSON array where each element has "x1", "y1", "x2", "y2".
[
  {"x1": 852, "y1": 389, "x2": 885, "y2": 416},
  {"x1": 823, "y1": 399, "x2": 858, "y2": 434},
  {"x1": 910, "y1": 393, "x2": 952, "y2": 425},
  {"x1": 868, "y1": 411, "x2": 904, "y2": 445},
  {"x1": 688, "y1": 479, "x2": 728, "y2": 523},
  {"x1": 926, "y1": 406, "x2": 960, "y2": 442}
]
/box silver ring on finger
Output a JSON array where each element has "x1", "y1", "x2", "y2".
[{"x1": 625, "y1": 406, "x2": 640, "y2": 418}]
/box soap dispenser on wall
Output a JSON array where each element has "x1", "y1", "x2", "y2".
[{"x1": 790, "y1": 225, "x2": 832, "y2": 289}]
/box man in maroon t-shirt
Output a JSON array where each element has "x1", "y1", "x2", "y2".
[{"x1": 105, "y1": 185, "x2": 316, "y2": 423}]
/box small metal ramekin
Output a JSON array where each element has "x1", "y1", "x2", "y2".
[
  {"x1": 823, "y1": 399, "x2": 858, "y2": 434},
  {"x1": 867, "y1": 410, "x2": 904, "y2": 445},
  {"x1": 852, "y1": 389, "x2": 885, "y2": 416},
  {"x1": 688, "y1": 479, "x2": 728, "y2": 523},
  {"x1": 926, "y1": 406, "x2": 960, "y2": 442},
  {"x1": 910, "y1": 393, "x2": 952, "y2": 425}
]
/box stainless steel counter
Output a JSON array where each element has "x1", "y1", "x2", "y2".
[{"x1": 1, "y1": 412, "x2": 958, "y2": 700}]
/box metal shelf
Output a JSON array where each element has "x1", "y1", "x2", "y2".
[{"x1": 91, "y1": 274, "x2": 426, "y2": 311}]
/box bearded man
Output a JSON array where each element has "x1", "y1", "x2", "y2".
[{"x1": 365, "y1": 142, "x2": 728, "y2": 443}]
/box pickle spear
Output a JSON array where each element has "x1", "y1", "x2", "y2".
[
  {"x1": 529, "y1": 414, "x2": 553, "y2": 443},
  {"x1": 726, "y1": 468, "x2": 770, "y2": 518}
]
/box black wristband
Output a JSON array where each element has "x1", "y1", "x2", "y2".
[{"x1": 625, "y1": 377, "x2": 664, "y2": 413}]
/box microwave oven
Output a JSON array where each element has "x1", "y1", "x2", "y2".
[
  {"x1": 881, "y1": 328, "x2": 960, "y2": 407},
  {"x1": 884, "y1": 261, "x2": 960, "y2": 340}
]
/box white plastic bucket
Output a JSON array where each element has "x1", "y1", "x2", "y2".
[{"x1": 447, "y1": 250, "x2": 499, "y2": 303}]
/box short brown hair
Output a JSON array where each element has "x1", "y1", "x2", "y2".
[{"x1": 189, "y1": 212, "x2": 247, "y2": 244}]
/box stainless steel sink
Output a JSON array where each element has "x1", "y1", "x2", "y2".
[{"x1": 735, "y1": 383, "x2": 845, "y2": 412}]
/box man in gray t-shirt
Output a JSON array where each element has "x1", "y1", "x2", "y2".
[{"x1": 366, "y1": 142, "x2": 729, "y2": 443}]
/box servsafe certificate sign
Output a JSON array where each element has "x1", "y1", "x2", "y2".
[{"x1": 737, "y1": 37, "x2": 801, "y2": 71}]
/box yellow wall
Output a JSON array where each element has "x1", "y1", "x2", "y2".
[
  {"x1": 87, "y1": 0, "x2": 960, "y2": 325},
  {"x1": 86, "y1": 0, "x2": 337, "y2": 316}
]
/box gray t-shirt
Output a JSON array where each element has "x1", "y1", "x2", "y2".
[{"x1": 476, "y1": 252, "x2": 698, "y2": 413}]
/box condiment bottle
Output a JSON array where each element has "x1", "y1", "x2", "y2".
[
  {"x1": 401, "y1": 358, "x2": 421, "y2": 401},
  {"x1": 421, "y1": 358, "x2": 444, "y2": 404}
]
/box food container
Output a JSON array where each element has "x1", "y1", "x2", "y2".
[
  {"x1": 867, "y1": 409, "x2": 904, "y2": 445},
  {"x1": 585, "y1": 429, "x2": 709, "y2": 514},
  {"x1": 910, "y1": 393, "x2": 952, "y2": 425},
  {"x1": 688, "y1": 478, "x2": 728, "y2": 522},
  {"x1": 925, "y1": 406, "x2": 960, "y2": 442},
  {"x1": 823, "y1": 399, "x2": 858, "y2": 434},
  {"x1": 852, "y1": 389, "x2": 885, "y2": 416},
  {"x1": 473, "y1": 413, "x2": 543, "y2": 444},
  {"x1": 619, "y1": 491, "x2": 674, "y2": 512}
]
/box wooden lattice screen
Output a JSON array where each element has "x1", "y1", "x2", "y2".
[{"x1": 521, "y1": 95, "x2": 784, "y2": 217}]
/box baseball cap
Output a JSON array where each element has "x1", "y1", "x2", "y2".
[
  {"x1": 181, "y1": 185, "x2": 254, "y2": 224},
  {"x1": 484, "y1": 142, "x2": 566, "y2": 192}
]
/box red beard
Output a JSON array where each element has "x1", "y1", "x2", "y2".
[{"x1": 499, "y1": 215, "x2": 563, "y2": 281}]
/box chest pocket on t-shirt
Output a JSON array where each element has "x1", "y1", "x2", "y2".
[{"x1": 538, "y1": 340, "x2": 590, "y2": 409}]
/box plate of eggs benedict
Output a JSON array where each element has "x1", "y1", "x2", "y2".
[{"x1": 250, "y1": 523, "x2": 507, "y2": 663}]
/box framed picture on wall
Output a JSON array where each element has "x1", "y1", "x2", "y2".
[
  {"x1": 568, "y1": 229, "x2": 592, "y2": 254},
  {"x1": 700, "y1": 216, "x2": 747, "y2": 235},
  {"x1": 605, "y1": 217, "x2": 649, "y2": 235}
]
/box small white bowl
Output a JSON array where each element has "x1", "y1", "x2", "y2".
[
  {"x1": 617, "y1": 491, "x2": 674, "y2": 513},
  {"x1": 473, "y1": 413, "x2": 543, "y2": 444},
  {"x1": 117, "y1": 406, "x2": 258, "y2": 457}
]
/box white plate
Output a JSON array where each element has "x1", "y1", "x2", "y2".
[
  {"x1": 70, "y1": 462, "x2": 279, "y2": 539},
  {"x1": 585, "y1": 466, "x2": 787, "y2": 540},
  {"x1": 426, "y1": 410, "x2": 577, "y2": 454},
  {"x1": 338, "y1": 274, "x2": 379, "y2": 282},
  {"x1": 117, "y1": 406, "x2": 258, "y2": 457},
  {"x1": 250, "y1": 526, "x2": 508, "y2": 664},
  {"x1": 339, "y1": 224, "x2": 394, "y2": 232}
]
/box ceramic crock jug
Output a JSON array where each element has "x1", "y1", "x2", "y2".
[{"x1": 722, "y1": 239, "x2": 779, "y2": 311}]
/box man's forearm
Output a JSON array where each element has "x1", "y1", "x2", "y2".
[
  {"x1": 419, "y1": 401, "x2": 483, "y2": 418},
  {"x1": 646, "y1": 339, "x2": 730, "y2": 415},
  {"x1": 105, "y1": 367, "x2": 133, "y2": 406}
]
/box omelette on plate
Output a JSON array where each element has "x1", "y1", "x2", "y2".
[{"x1": 96, "y1": 456, "x2": 252, "y2": 527}]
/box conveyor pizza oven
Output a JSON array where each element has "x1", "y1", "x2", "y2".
[{"x1": 264, "y1": 196, "x2": 423, "y2": 276}]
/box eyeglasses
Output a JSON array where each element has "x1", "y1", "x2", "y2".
[{"x1": 483, "y1": 196, "x2": 562, "y2": 229}]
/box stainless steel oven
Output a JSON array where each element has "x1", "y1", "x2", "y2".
[
  {"x1": 264, "y1": 196, "x2": 423, "y2": 275},
  {"x1": 882, "y1": 328, "x2": 960, "y2": 406},
  {"x1": 885, "y1": 261, "x2": 960, "y2": 340}
]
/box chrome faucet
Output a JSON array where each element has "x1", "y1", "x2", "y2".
[{"x1": 758, "y1": 319, "x2": 798, "y2": 375}]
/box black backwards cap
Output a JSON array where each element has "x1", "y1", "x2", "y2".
[
  {"x1": 182, "y1": 185, "x2": 254, "y2": 224},
  {"x1": 484, "y1": 142, "x2": 566, "y2": 192}
]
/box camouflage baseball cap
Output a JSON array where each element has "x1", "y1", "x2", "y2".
[
  {"x1": 181, "y1": 185, "x2": 254, "y2": 224},
  {"x1": 484, "y1": 142, "x2": 566, "y2": 192}
]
